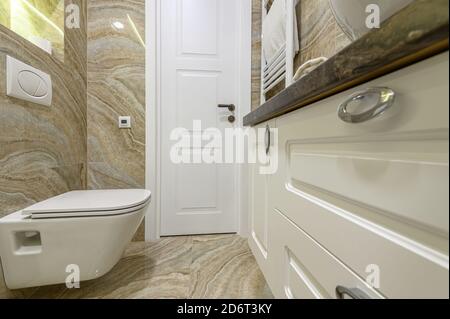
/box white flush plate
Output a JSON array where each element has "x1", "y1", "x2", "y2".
[{"x1": 6, "y1": 56, "x2": 52, "y2": 106}]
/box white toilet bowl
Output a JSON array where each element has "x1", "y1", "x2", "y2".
[{"x1": 0, "y1": 189, "x2": 151, "y2": 290}]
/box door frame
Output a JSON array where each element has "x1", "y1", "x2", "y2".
[{"x1": 145, "y1": 0, "x2": 252, "y2": 240}]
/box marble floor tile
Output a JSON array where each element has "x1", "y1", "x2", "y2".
[
  {"x1": 6, "y1": 235, "x2": 273, "y2": 299},
  {"x1": 189, "y1": 235, "x2": 273, "y2": 299}
]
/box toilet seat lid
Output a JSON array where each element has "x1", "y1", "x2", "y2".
[{"x1": 22, "y1": 189, "x2": 151, "y2": 216}]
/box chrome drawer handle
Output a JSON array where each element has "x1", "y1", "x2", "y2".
[
  {"x1": 338, "y1": 87, "x2": 395, "y2": 123},
  {"x1": 336, "y1": 286, "x2": 372, "y2": 299},
  {"x1": 265, "y1": 124, "x2": 271, "y2": 155}
]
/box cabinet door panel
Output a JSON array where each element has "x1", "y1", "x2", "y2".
[{"x1": 248, "y1": 121, "x2": 276, "y2": 274}]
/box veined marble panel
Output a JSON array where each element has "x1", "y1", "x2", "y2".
[
  {"x1": 296, "y1": 0, "x2": 351, "y2": 68},
  {"x1": 0, "y1": 162, "x2": 86, "y2": 215},
  {"x1": 251, "y1": 0, "x2": 263, "y2": 110},
  {"x1": 87, "y1": 0, "x2": 146, "y2": 240},
  {"x1": 0, "y1": 0, "x2": 87, "y2": 218},
  {"x1": 4, "y1": 235, "x2": 273, "y2": 299},
  {"x1": 87, "y1": 0, "x2": 145, "y2": 189}
]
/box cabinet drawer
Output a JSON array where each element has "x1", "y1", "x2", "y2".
[
  {"x1": 272, "y1": 53, "x2": 449, "y2": 298},
  {"x1": 274, "y1": 187, "x2": 449, "y2": 298},
  {"x1": 267, "y1": 209, "x2": 383, "y2": 299},
  {"x1": 277, "y1": 52, "x2": 449, "y2": 142},
  {"x1": 277, "y1": 52, "x2": 449, "y2": 235}
]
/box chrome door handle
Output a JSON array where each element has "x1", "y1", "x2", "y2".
[
  {"x1": 265, "y1": 125, "x2": 271, "y2": 155},
  {"x1": 338, "y1": 87, "x2": 395, "y2": 123},
  {"x1": 336, "y1": 286, "x2": 372, "y2": 299}
]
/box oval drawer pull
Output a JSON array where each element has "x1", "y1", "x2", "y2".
[
  {"x1": 338, "y1": 87, "x2": 395, "y2": 123},
  {"x1": 336, "y1": 286, "x2": 372, "y2": 299}
]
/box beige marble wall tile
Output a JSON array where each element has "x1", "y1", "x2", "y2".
[
  {"x1": 251, "y1": 0, "x2": 262, "y2": 111},
  {"x1": 86, "y1": 0, "x2": 145, "y2": 189},
  {"x1": 0, "y1": 0, "x2": 87, "y2": 216},
  {"x1": 0, "y1": 163, "x2": 86, "y2": 215},
  {"x1": 87, "y1": 0, "x2": 146, "y2": 241},
  {"x1": 296, "y1": 0, "x2": 352, "y2": 68}
]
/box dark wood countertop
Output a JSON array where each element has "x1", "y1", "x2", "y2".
[{"x1": 244, "y1": 0, "x2": 449, "y2": 126}]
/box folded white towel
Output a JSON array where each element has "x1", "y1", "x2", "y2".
[
  {"x1": 262, "y1": 0, "x2": 300, "y2": 63},
  {"x1": 293, "y1": 57, "x2": 328, "y2": 81}
]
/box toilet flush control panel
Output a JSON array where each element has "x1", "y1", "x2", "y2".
[{"x1": 6, "y1": 55, "x2": 52, "y2": 106}]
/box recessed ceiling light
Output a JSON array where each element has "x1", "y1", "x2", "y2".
[{"x1": 112, "y1": 21, "x2": 125, "y2": 30}]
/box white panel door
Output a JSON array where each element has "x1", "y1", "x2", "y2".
[{"x1": 160, "y1": 0, "x2": 239, "y2": 235}]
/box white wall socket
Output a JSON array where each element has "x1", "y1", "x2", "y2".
[{"x1": 119, "y1": 116, "x2": 132, "y2": 129}]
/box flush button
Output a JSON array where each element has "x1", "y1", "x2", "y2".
[
  {"x1": 17, "y1": 70, "x2": 42, "y2": 96},
  {"x1": 34, "y1": 81, "x2": 49, "y2": 98}
]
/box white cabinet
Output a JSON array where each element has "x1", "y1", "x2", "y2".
[{"x1": 249, "y1": 52, "x2": 449, "y2": 299}]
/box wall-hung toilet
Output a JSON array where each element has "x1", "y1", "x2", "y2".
[{"x1": 0, "y1": 189, "x2": 151, "y2": 289}]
